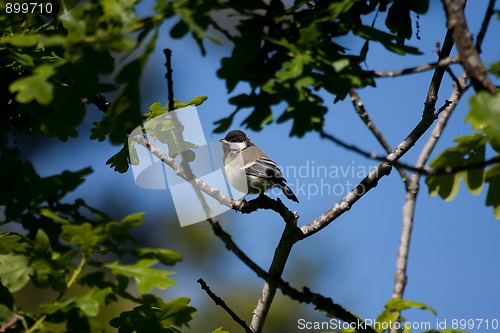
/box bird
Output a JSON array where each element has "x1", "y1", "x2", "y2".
[{"x1": 220, "y1": 130, "x2": 299, "y2": 203}]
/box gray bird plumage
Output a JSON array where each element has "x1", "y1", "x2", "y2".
[{"x1": 220, "y1": 130, "x2": 299, "y2": 203}]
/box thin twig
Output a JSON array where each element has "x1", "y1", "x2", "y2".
[
  {"x1": 67, "y1": 256, "x2": 87, "y2": 288},
  {"x1": 164, "y1": 49, "x2": 175, "y2": 111},
  {"x1": 475, "y1": 0, "x2": 496, "y2": 53},
  {"x1": 129, "y1": 102, "x2": 376, "y2": 333},
  {"x1": 393, "y1": 73, "x2": 465, "y2": 299},
  {"x1": 206, "y1": 199, "x2": 376, "y2": 333},
  {"x1": 317, "y1": 118, "x2": 500, "y2": 177},
  {"x1": 372, "y1": 56, "x2": 459, "y2": 78},
  {"x1": 445, "y1": 67, "x2": 462, "y2": 90},
  {"x1": 210, "y1": 17, "x2": 234, "y2": 41},
  {"x1": 0, "y1": 314, "x2": 21, "y2": 332},
  {"x1": 301, "y1": 29, "x2": 456, "y2": 239},
  {"x1": 197, "y1": 278, "x2": 253, "y2": 333},
  {"x1": 384, "y1": 29, "x2": 456, "y2": 333},
  {"x1": 349, "y1": 89, "x2": 411, "y2": 188},
  {"x1": 24, "y1": 314, "x2": 47, "y2": 333},
  {"x1": 392, "y1": 0, "x2": 497, "y2": 310}
]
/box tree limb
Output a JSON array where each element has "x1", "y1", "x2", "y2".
[
  {"x1": 392, "y1": 1, "x2": 498, "y2": 313},
  {"x1": 393, "y1": 73, "x2": 465, "y2": 300},
  {"x1": 300, "y1": 29, "x2": 455, "y2": 239},
  {"x1": 372, "y1": 56, "x2": 459, "y2": 78},
  {"x1": 442, "y1": 0, "x2": 497, "y2": 94},
  {"x1": 475, "y1": 0, "x2": 496, "y2": 54},
  {"x1": 197, "y1": 278, "x2": 253, "y2": 333},
  {"x1": 349, "y1": 89, "x2": 411, "y2": 188},
  {"x1": 250, "y1": 218, "x2": 299, "y2": 332}
]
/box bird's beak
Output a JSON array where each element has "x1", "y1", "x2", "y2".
[{"x1": 219, "y1": 139, "x2": 228, "y2": 143}]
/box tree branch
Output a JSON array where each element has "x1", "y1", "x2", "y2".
[
  {"x1": 393, "y1": 72, "x2": 465, "y2": 301},
  {"x1": 197, "y1": 278, "x2": 253, "y2": 333},
  {"x1": 300, "y1": 30, "x2": 455, "y2": 239},
  {"x1": 392, "y1": 0, "x2": 498, "y2": 308},
  {"x1": 475, "y1": 0, "x2": 496, "y2": 54},
  {"x1": 349, "y1": 89, "x2": 411, "y2": 187},
  {"x1": 250, "y1": 218, "x2": 299, "y2": 332},
  {"x1": 209, "y1": 17, "x2": 235, "y2": 41},
  {"x1": 372, "y1": 56, "x2": 459, "y2": 78},
  {"x1": 443, "y1": 0, "x2": 497, "y2": 94}
]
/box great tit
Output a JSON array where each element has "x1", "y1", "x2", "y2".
[{"x1": 220, "y1": 130, "x2": 299, "y2": 203}]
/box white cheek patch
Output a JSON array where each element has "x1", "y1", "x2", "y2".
[{"x1": 228, "y1": 142, "x2": 246, "y2": 151}]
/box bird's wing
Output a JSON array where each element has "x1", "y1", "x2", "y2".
[{"x1": 243, "y1": 147, "x2": 287, "y2": 183}]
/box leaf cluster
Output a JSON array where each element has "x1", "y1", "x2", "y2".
[
  {"x1": 426, "y1": 91, "x2": 500, "y2": 218},
  {"x1": 166, "y1": 0, "x2": 425, "y2": 136},
  {"x1": 0, "y1": 152, "x2": 194, "y2": 332},
  {"x1": 0, "y1": 1, "x2": 198, "y2": 331}
]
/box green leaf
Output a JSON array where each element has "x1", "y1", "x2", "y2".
[
  {"x1": 357, "y1": 26, "x2": 421, "y2": 55},
  {"x1": 39, "y1": 208, "x2": 70, "y2": 224},
  {"x1": 409, "y1": 0, "x2": 429, "y2": 14},
  {"x1": 158, "y1": 297, "x2": 196, "y2": 328},
  {"x1": 467, "y1": 91, "x2": 500, "y2": 146},
  {"x1": 61, "y1": 222, "x2": 107, "y2": 252},
  {"x1": 106, "y1": 144, "x2": 131, "y2": 173},
  {"x1": 485, "y1": 162, "x2": 500, "y2": 219},
  {"x1": 386, "y1": 0, "x2": 412, "y2": 42},
  {"x1": 213, "y1": 111, "x2": 237, "y2": 133},
  {"x1": 385, "y1": 298, "x2": 437, "y2": 315},
  {"x1": 76, "y1": 287, "x2": 114, "y2": 316},
  {"x1": 34, "y1": 229, "x2": 52, "y2": 254},
  {"x1": 170, "y1": 19, "x2": 190, "y2": 39},
  {"x1": 0, "y1": 253, "x2": 33, "y2": 292},
  {"x1": 490, "y1": 61, "x2": 500, "y2": 78},
  {"x1": 0, "y1": 233, "x2": 28, "y2": 254},
  {"x1": 30, "y1": 256, "x2": 67, "y2": 290},
  {"x1": 136, "y1": 248, "x2": 183, "y2": 266},
  {"x1": 211, "y1": 327, "x2": 231, "y2": 333},
  {"x1": 149, "y1": 102, "x2": 165, "y2": 113},
  {"x1": 40, "y1": 287, "x2": 113, "y2": 317},
  {"x1": 40, "y1": 298, "x2": 75, "y2": 314},
  {"x1": 9, "y1": 64, "x2": 56, "y2": 105},
  {"x1": 105, "y1": 260, "x2": 176, "y2": 293},
  {"x1": 110, "y1": 295, "x2": 196, "y2": 332},
  {"x1": 105, "y1": 212, "x2": 144, "y2": 243},
  {"x1": 426, "y1": 133, "x2": 486, "y2": 200},
  {"x1": 373, "y1": 299, "x2": 436, "y2": 333},
  {"x1": 175, "y1": 95, "x2": 208, "y2": 108},
  {"x1": 374, "y1": 310, "x2": 400, "y2": 333},
  {"x1": 0, "y1": 34, "x2": 39, "y2": 47}
]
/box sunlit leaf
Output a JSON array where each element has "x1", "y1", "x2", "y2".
[
  {"x1": 0, "y1": 233, "x2": 27, "y2": 254},
  {"x1": 136, "y1": 248, "x2": 183, "y2": 266},
  {"x1": 0, "y1": 253, "x2": 33, "y2": 292},
  {"x1": 426, "y1": 133, "x2": 486, "y2": 200},
  {"x1": 9, "y1": 64, "x2": 55, "y2": 105},
  {"x1": 467, "y1": 91, "x2": 500, "y2": 146},
  {"x1": 105, "y1": 260, "x2": 176, "y2": 293}
]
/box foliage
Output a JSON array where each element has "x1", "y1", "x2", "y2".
[
  {"x1": 426, "y1": 91, "x2": 500, "y2": 218},
  {"x1": 0, "y1": 0, "x2": 196, "y2": 331},
  {"x1": 0, "y1": 170, "x2": 195, "y2": 331},
  {"x1": 1, "y1": 0, "x2": 499, "y2": 332},
  {"x1": 210, "y1": 0, "x2": 424, "y2": 136}
]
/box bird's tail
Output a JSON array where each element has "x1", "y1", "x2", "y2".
[{"x1": 277, "y1": 183, "x2": 299, "y2": 203}]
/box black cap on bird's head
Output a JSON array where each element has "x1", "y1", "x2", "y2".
[
  {"x1": 220, "y1": 130, "x2": 254, "y2": 146},
  {"x1": 222, "y1": 130, "x2": 247, "y2": 142}
]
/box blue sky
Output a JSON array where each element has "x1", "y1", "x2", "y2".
[{"x1": 27, "y1": 1, "x2": 500, "y2": 331}]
